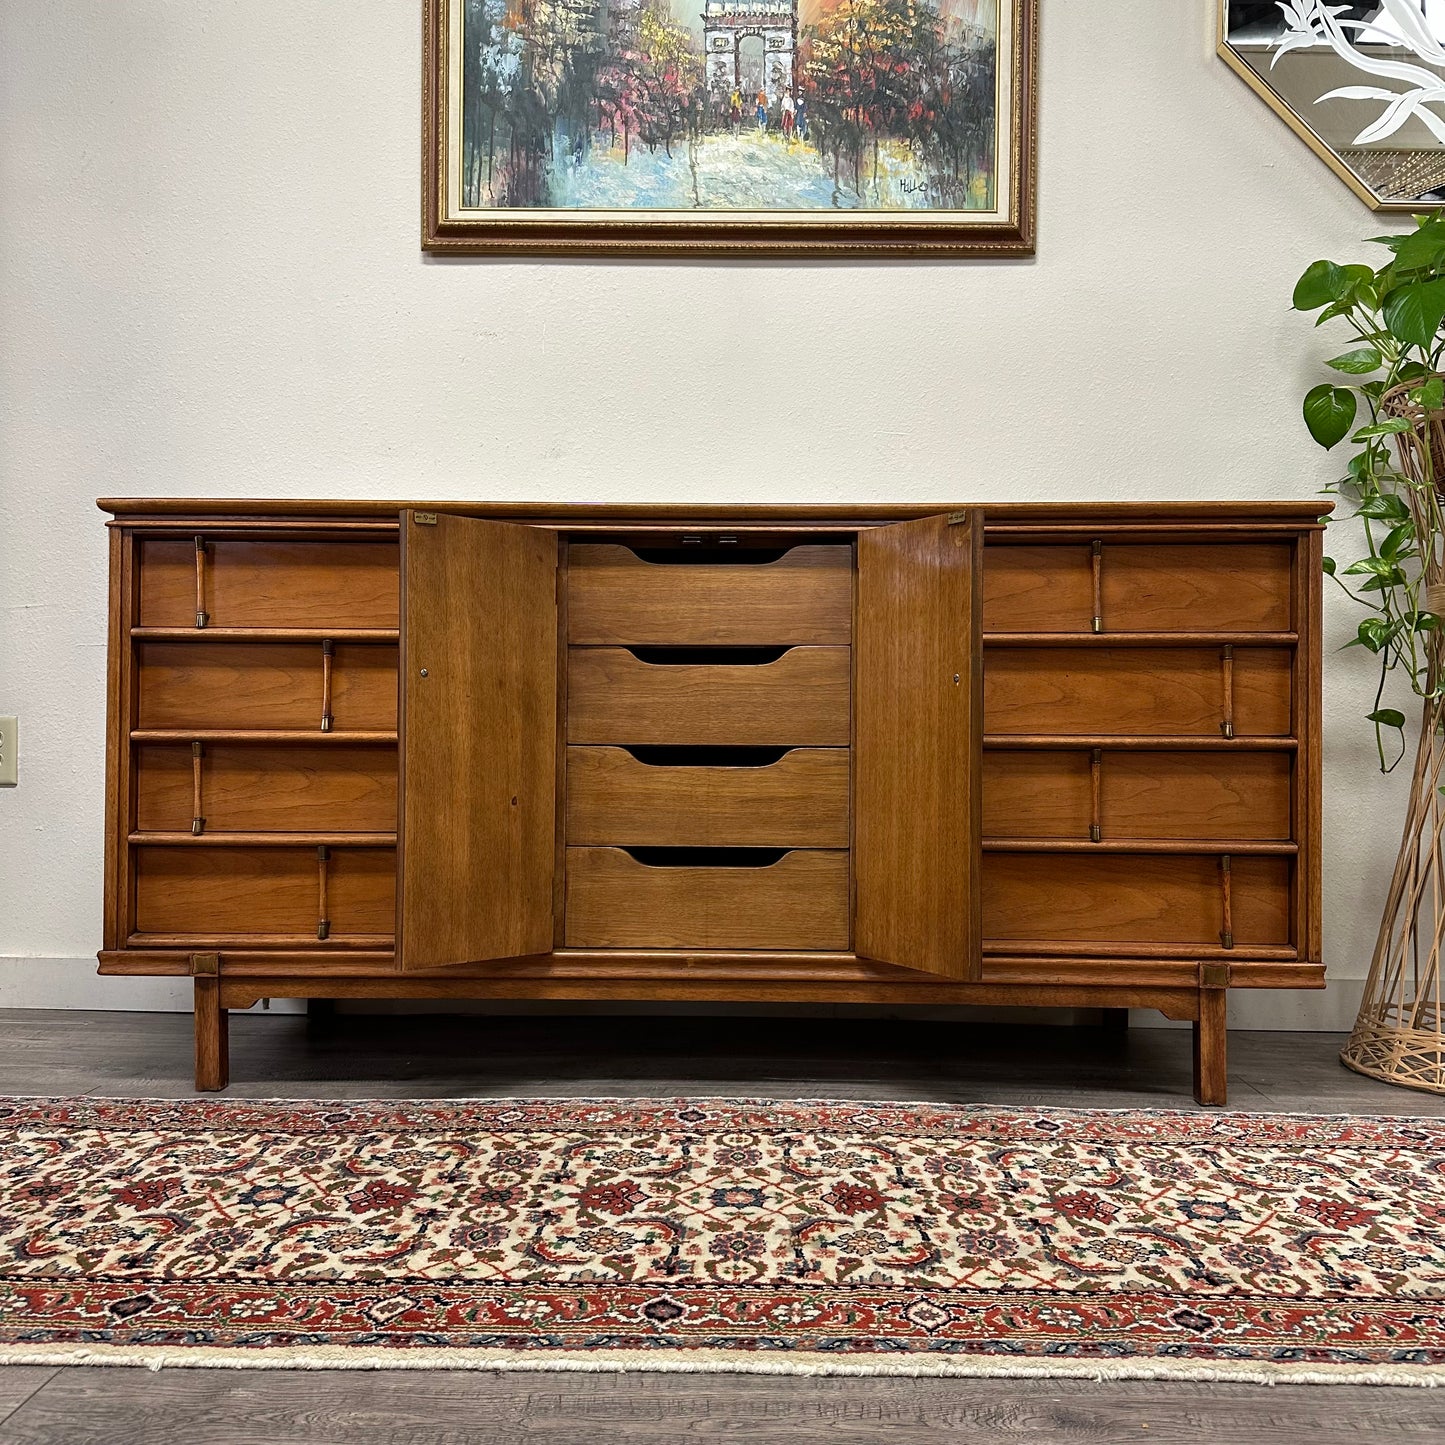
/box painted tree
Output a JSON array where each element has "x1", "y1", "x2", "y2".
[{"x1": 635, "y1": 6, "x2": 706, "y2": 157}]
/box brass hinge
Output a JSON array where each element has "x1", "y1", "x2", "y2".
[{"x1": 414, "y1": 512, "x2": 438, "y2": 526}]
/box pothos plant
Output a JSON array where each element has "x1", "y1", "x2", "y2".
[{"x1": 1297, "y1": 209, "x2": 1445, "y2": 770}]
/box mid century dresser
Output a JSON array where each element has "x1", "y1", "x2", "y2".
[{"x1": 97, "y1": 499, "x2": 1327, "y2": 1103}]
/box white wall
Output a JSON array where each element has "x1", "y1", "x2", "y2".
[{"x1": 0, "y1": 1, "x2": 1410, "y2": 1028}]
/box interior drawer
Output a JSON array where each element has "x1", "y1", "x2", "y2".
[
  {"x1": 984, "y1": 647, "x2": 1291, "y2": 737},
  {"x1": 139, "y1": 538, "x2": 399, "y2": 629},
  {"x1": 982, "y1": 542, "x2": 1293, "y2": 635},
  {"x1": 982, "y1": 749, "x2": 1293, "y2": 841},
  {"x1": 565, "y1": 846, "x2": 850, "y2": 949},
  {"x1": 135, "y1": 743, "x2": 396, "y2": 834},
  {"x1": 132, "y1": 845, "x2": 395, "y2": 940},
  {"x1": 568, "y1": 646, "x2": 851, "y2": 746},
  {"x1": 568, "y1": 543, "x2": 852, "y2": 646},
  {"x1": 136, "y1": 642, "x2": 398, "y2": 731},
  {"x1": 982, "y1": 852, "x2": 1292, "y2": 950},
  {"x1": 567, "y1": 745, "x2": 848, "y2": 847}
]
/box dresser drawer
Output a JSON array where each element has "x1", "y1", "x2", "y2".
[
  {"x1": 565, "y1": 846, "x2": 849, "y2": 949},
  {"x1": 568, "y1": 646, "x2": 851, "y2": 746},
  {"x1": 132, "y1": 845, "x2": 395, "y2": 940},
  {"x1": 983, "y1": 542, "x2": 1293, "y2": 634},
  {"x1": 982, "y1": 749, "x2": 1293, "y2": 841},
  {"x1": 136, "y1": 642, "x2": 398, "y2": 731},
  {"x1": 984, "y1": 647, "x2": 1291, "y2": 737},
  {"x1": 982, "y1": 852, "x2": 1291, "y2": 950},
  {"x1": 567, "y1": 745, "x2": 848, "y2": 847},
  {"x1": 135, "y1": 743, "x2": 396, "y2": 834},
  {"x1": 139, "y1": 538, "x2": 399, "y2": 630},
  {"x1": 568, "y1": 544, "x2": 852, "y2": 646}
]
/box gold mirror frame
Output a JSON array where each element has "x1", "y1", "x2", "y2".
[{"x1": 1217, "y1": 0, "x2": 1445, "y2": 213}]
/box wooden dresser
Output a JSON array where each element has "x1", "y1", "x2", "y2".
[{"x1": 98, "y1": 499, "x2": 1327, "y2": 1102}]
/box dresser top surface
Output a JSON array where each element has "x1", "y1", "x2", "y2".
[{"x1": 98, "y1": 498, "x2": 1332, "y2": 528}]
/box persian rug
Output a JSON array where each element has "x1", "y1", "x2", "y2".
[{"x1": 1, "y1": 1097, "x2": 1443, "y2": 1384}]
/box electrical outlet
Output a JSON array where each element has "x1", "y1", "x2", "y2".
[{"x1": 0, "y1": 717, "x2": 16, "y2": 786}]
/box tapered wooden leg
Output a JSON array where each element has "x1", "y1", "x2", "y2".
[
  {"x1": 194, "y1": 977, "x2": 229, "y2": 1092},
  {"x1": 1192, "y1": 988, "x2": 1228, "y2": 1107}
]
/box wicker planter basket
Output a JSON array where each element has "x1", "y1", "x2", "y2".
[{"x1": 1340, "y1": 381, "x2": 1445, "y2": 1093}]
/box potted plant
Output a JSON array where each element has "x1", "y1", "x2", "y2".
[{"x1": 1295, "y1": 209, "x2": 1445, "y2": 1092}]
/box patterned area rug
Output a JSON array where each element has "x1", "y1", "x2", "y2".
[{"x1": 1, "y1": 1096, "x2": 1443, "y2": 1384}]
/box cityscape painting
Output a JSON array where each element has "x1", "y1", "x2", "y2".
[{"x1": 423, "y1": 0, "x2": 1036, "y2": 253}]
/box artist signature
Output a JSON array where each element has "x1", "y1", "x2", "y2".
[{"x1": 899, "y1": 179, "x2": 932, "y2": 195}]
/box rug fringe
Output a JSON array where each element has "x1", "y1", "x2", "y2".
[{"x1": 0, "y1": 1344, "x2": 1440, "y2": 1386}]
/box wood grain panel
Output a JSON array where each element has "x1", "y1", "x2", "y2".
[
  {"x1": 567, "y1": 646, "x2": 851, "y2": 746},
  {"x1": 568, "y1": 543, "x2": 852, "y2": 645},
  {"x1": 398, "y1": 513, "x2": 558, "y2": 970},
  {"x1": 1101, "y1": 544, "x2": 1292, "y2": 632},
  {"x1": 139, "y1": 539, "x2": 398, "y2": 628},
  {"x1": 984, "y1": 647, "x2": 1291, "y2": 737},
  {"x1": 1103, "y1": 751, "x2": 1292, "y2": 841},
  {"x1": 136, "y1": 643, "x2": 397, "y2": 730},
  {"x1": 982, "y1": 751, "x2": 1091, "y2": 838},
  {"x1": 566, "y1": 746, "x2": 849, "y2": 847},
  {"x1": 564, "y1": 847, "x2": 849, "y2": 949},
  {"x1": 133, "y1": 846, "x2": 394, "y2": 937},
  {"x1": 135, "y1": 744, "x2": 396, "y2": 833},
  {"x1": 982, "y1": 853, "x2": 1291, "y2": 947},
  {"x1": 854, "y1": 512, "x2": 981, "y2": 980},
  {"x1": 982, "y1": 544, "x2": 1092, "y2": 633}
]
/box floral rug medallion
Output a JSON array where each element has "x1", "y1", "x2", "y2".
[{"x1": 1, "y1": 1097, "x2": 1443, "y2": 1383}]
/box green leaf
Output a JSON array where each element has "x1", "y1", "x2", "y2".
[
  {"x1": 1421, "y1": 376, "x2": 1445, "y2": 411},
  {"x1": 1352, "y1": 617, "x2": 1397, "y2": 652},
  {"x1": 1368, "y1": 708, "x2": 1407, "y2": 730},
  {"x1": 1390, "y1": 221, "x2": 1445, "y2": 271},
  {"x1": 1354, "y1": 488, "x2": 1412, "y2": 518},
  {"x1": 1328, "y1": 347, "x2": 1383, "y2": 374},
  {"x1": 1379, "y1": 522, "x2": 1416, "y2": 559},
  {"x1": 1353, "y1": 419, "x2": 1412, "y2": 439},
  {"x1": 1294, "y1": 260, "x2": 1348, "y2": 311},
  {"x1": 1383, "y1": 276, "x2": 1445, "y2": 347},
  {"x1": 1323, "y1": 556, "x2": 1337, "y2": 576},
  {"x1": 1304, "y1": 384, "x2": 1357, "y2": 448},
  {"x1": 1343, "y1": 556, "x2": 1406, "y2": 577}
]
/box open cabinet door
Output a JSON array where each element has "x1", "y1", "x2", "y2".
[
  {"x1": 397, "y1": 511, "x2": 558, "y2": 970},
  {"x1": 854, "y1": 510, "x2": 982, "y2": 980}
]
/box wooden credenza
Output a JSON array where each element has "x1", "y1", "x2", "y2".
[{"x1": 98, "y1": 499, "x2": 1327, "y2": 1102}]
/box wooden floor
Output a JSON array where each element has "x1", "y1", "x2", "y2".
[{"x1": 1, "y1": 1007, "x2": 1443, "y2": 1444}]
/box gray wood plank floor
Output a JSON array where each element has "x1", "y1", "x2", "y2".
[{"x1": 2, "y1": 1007, "x2": 1443, "y2": 1444}]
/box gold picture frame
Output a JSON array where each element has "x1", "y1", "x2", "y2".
[
  {"x1": 1217, "y1": 0, "x2": 1445, "y2": 213},
  {"x1": 422, "y1": 0, "x2": 1037, "y2": 256}
]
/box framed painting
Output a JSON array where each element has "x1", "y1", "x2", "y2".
[{"x1": 422, "y1": 0, "x2": 1037, "y2": 255}]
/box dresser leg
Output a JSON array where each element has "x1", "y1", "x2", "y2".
[
  {"x1": 1192, "y1": 989, "x2": 1227, "y2": 1107},
  {"x1": 194, "y1": 977, "x2": 230, "y2": 1092}
]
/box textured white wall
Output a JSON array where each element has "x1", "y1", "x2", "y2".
[{"x1": 0, "y1": 1, "x2": 1411, "y2": 1026}]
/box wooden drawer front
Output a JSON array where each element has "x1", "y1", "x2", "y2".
[
  {"x1": 569, "y1": 544, "x2": 852, "y2": 646},
  {"x1": 565, "y1": 847, "x2": 849, "y2": 949},
  {"x1": 133, "y1": 846, "x2": 395, "y2": 939},
  {"x1": 982, "y1": 542, "x2": 1293, "y2": 634},
  {"x1": 135, "y1": 744, "x2": 396, "y2": 834},
  {"x1": 984, "y1": 647, "x2": 1291, "y2": 737},
  {"x1": 568, "y1": 647, "x2": 851, "y2": 746},
  {"x1": 983, "y1": 750, "x2": 1293, "y2": 841},
  {"x1": 136, "y1": 643, "x2": 398, "y2": 731},
  {"x1": 982, "y1": 853, "x2": 1291, "y2": 949},
  {"x1": 139, "y1": 539, "x2": 399, "y2": 629},
  {"x1": 567, "y1": 746, "x2": 848, "y2": 847}
]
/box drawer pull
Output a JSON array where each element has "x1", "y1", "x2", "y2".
[
  {"x1": 316, "y1": 845, "x2": 331, "y2": 940},
  {"x1": 1220, "y1": 645, "x2": 1235, "y2": 740},
  {"x1": 1090, "y1": 748, "x2": 1102, "y2": 843},
  {"x1": 623, "y1": 846, "x2": 793, "y2": 869},
  {"x1": 626, "y1": 645, "x2": 792, "y2": 667},
  {"x1": 320, "y1": 639, "x2": 335, "y2": 732},
  {"x1": 191, "y1": 741, "x2": 205, "y2": 836},
  {"x1": 194, "y1": 537, "x2": 209, "y2": 629},
  {"x1": 1219, "y1": 852, "x2": 1234, "y2": 949},
  {"x1": 1091, "y1": 540, "x2": 1103, "y2": 633}
]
